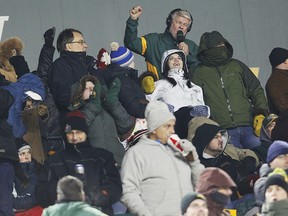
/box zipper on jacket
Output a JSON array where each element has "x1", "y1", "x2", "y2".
[{"x1": 216, "y1": 67, "x2": 235, "y2": 127}]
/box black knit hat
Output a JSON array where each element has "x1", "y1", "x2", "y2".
[
  {"x1": 265, "y1": 173, "x2": 288, "y2": 193},
  {"x1": 64, "y1": 110, "x2": 88, "y2": 134},
  {"x1": 181, "y1": 192, "x2": 206, "y2": 214},
  {"x1": 192, "y1": 123, "x2": 221, "y2": 157},
  {"x1": 269, "y1": 47, "x2": 288, "y2": 68}
]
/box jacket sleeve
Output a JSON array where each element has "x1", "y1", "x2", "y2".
[
  {"x1": 88, "y1": 153, "x2": 123, "y2": 208},
  {"x1": 36, "y1": 44, "x2": 55, "y2": 82},
  {"x1": 124, "y1": 18, "x2": 145, "y2": 56},
  {"x1": 120, "y1": 150, "x2": 153, "y2": 216},
  {"x1": 186, "y1": 40, "x2": 199, "y2": 70},
  {"x1": 9, "y1": 55, "x2": 30, "y2": 78},
  {"x1": 105, "y1": 102, "x2": 134, "y2": 135},
  {"x1": 237, "y1": 60, "x2": 268, "y2": 111}
]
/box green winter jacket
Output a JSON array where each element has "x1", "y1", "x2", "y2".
[
  {"x1": 42, "y1": 201, "x2": 108, "y2": 216},
  {"x1": 261, "y1": 199, "x2": 288, "y2": 216},
  {"x1": 124, "y1": 17, "x2": 198, "y2": 79},
  {"x1": 191, "y1": 31, "x2": 268, "y2": 129}
]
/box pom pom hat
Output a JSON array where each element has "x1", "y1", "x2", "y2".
[{"x1": 110, "y1": 42, "x2": 134, "y2": 67}]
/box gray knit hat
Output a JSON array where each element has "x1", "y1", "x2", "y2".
[
  {"x1": 145, "y1": 101, "x2": 176, "y2": 133},
  {"x1": 181, "y1": 192, "x2": 206, "y2": 214}
]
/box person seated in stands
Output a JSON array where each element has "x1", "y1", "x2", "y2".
[
  {"x1": 261, "y1": 168, "x2": 288, "y2": 215},
  {"x1": 254, "y1": 140, "x2": 288, "y2": 205},
  {"x1": 42, "y1": 175, "x2": 107, "y2": 216},
  {"x1": 191, "y1": 117, "x2": 260, "y2": 198},
  {"x1": 147, "y1": 49, "x2": 209, "y2": 138},
  {"x1": 181, "y1": 192, "x2": 208, "y2": 216},
  {"x1": 36, "y1": 110, "x2": 122, "y2": 215},
  {"x1": 69, "y1": 74, "x2": 133, "y2": 165},
  {"x1": 13, "y1": 139, "x2": 43, "y2": 215}
]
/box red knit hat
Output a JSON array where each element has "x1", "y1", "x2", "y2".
[{"x1": 96, "y1": 48, "x2": 111, "y2": 69}]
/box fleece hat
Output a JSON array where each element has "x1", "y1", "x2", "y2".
[
  {"x1": 262, "y1": 113, "x2": 278, "y2": 128},
  {"x1": 265, "y1": 168, "x2": 288, "y2": 193},
  {"x1": 96, "y1": 48, "x2": 111, "y2": 69},
  {"x1": 269, "y1": 47, "x2": 288, "y2": 68},
  {"x1": 64, "y1": 110, "x2": 88, "y2": 134},
  {"x1": 110, "y1": 42, "x2": 134, "y2": 67},
  {"x1": 267, "y1": 140, "x2": 288, "y2": 164},
  {"x1": 145, "y1": 101, "x2": 176, "y2": 133},
  {"x1": 181, "y1": 192, "x2": 206, "y2": 214}
]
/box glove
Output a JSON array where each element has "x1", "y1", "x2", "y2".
[
  {"x1": 253, "y1": 114, "x2": 265, "y2": 137},
  {"x1": 44, "y1": 27, "x2": 56, "y2": 47},
  {"x1": 102, "y1": 78, "x2": 121, "y2": 108},
  {"x1": 90, "y1": 81, "x2": 102, "y2": 112},
  {"x1": 37, "y1": 103, "x2": 49, "y2": 119}
]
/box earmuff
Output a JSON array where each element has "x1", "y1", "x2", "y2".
[{"x1": 166, "y1": 8, "x2": 193, "y2": 32}]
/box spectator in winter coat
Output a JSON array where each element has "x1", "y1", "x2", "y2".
[
  {"x1": 196, "y1": 167, "x2": 236, "y2": 216},
  {"x1": 181, "y1": 192, "x2": 208, "y2": 216},
  {"x1": 0, "y1": 88, "x2": 18, "y2": 215},
  {"x1": 261, "y1": 168, "x2": 288, "y2": 215},
  {"x1": 42, "y1": 175, "x2": 107, "y2": 216},
  {"x1": 36, "y1": 110, "x2": 122, "y2": 215},
  {"x1": 266, "y1": 47, "x2": 288, "y2": 115},
  {"x1": 124, "y1": 6, "x2": 198, "y2": 80},
  {"x1": 191, "y1": 31, "x2": 268, "y2": 149},
  {"x1": 69, "y1": 74, "x2": 134, "y2": 165},
  {"x1": 47, "y1": 28, "x2": 97, "y2": 129},
  {"x1": 147, "y1": 49, "x2": 209, "y2": 138},
  {"x1": 121, "y1": 100, "x2": 204, "y2": 216},
  {"x1": 13, "y1": 140, "x2": 43, "y2": 215}
]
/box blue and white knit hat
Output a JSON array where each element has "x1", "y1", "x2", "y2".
[{"x1": 110, "y1": 42, "x2": 134, "y2": 67}]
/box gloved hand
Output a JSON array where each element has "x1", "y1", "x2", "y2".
[
  {"x1": 102, "y1": 78, "x2": 121, "y2": 109},
  {"x1": 37, "y1": 103, "x2": 49, "y2": 119},
  {"x1": 44, "y1": 27, "x2": 56, "y2": 47},
  {"x1": 89, "y1": 81, "x2": 102, "y2": 112},
  {"x1": 253, "y1": 114, "x2": 265, "y2": 137}
]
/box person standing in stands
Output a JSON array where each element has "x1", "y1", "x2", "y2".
[
  {"x1": 47, "y1": 28, "x2": 96, "y2": 128},
  {"x1": 191, "y1": 31, "x2": 268, "y2": 149},
  {"x1": 266, "y1": 47, "x2": 288, "y2": 115},
  {"x1": 124, "y1": 5, "x2": 198, "y2": 80}
]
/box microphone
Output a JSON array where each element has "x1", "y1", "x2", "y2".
[{"x1": 176, "y1": 30, "x2": 185, "y2": 43}]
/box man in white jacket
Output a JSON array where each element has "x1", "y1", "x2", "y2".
[{"x1": 121, "y1": 100, "x2": 204, "y2": 216}]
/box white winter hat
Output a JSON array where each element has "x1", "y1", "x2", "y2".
[{"x1": 145, "y1": 101, "x2": 176, "y2": 133}]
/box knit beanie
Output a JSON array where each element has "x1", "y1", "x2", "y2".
[
  {"x1": 267, "y1": 140, "x2": 288, "y2": 164},
  {"x1": 96, "y1": 48, "x2": 111, "y2": 69},
  {"x1": 110, "y1": 42, "x2": 134, "y2": 67},
  {"x1": 262, "y1": 113, "x2": 278, "y2": 128},
  {"x1": 269, "y1": 47, "x2": 288, "y2": 68},
  {"x1": 192, "y1": 123, "x2": 222, "y2": 157},
  {"x1": 265, "y1": 168, "x2": 288, "y2": 193},
  {"x1": 16, "y1": 139, "x2": 31, "y2": 153},
  {"x1": 181, "y1": 192, "x2": 206, "y2": 214},
  {"x1": 145, "y1": 101, "x2": 176, "y2": 133},
  {"x1": 64, "y1": 110, "x2": 88, "y2": 134}
]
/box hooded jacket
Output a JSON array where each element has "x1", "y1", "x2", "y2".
[
  {"x1": 191, "y1": 31, "x2": 268, "y2": 129},
  {"x1": 1, "y1": 73, "x2": 45, "y2": 138},
  {"x1": 148, "y1": 49, "x2": 205, "y2": 112},
  {"x1": 124, "y1": 17, "x2": 199, "y2": 79},
  {"x1": 196, "y1": 167, "x2": 236, "y2": 216}
]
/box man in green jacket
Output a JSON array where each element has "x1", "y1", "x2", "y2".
[
  {"x1": 124, "y1": 5, "x2": 198, "y2": 80},
  {"x1": 191, "y1": 31, "x2": 268, "y2": 149},
  {"x1": 42, "y1": 175, "x2": 107, "y2": 216}
]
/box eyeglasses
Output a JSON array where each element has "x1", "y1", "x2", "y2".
[{"x1": 67, "y1": 40, "x2": 86, "y2": 45}]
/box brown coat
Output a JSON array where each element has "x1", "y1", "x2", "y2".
[{"x1": 265, "y1": 68, "x2": 288, "y2": 114}]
